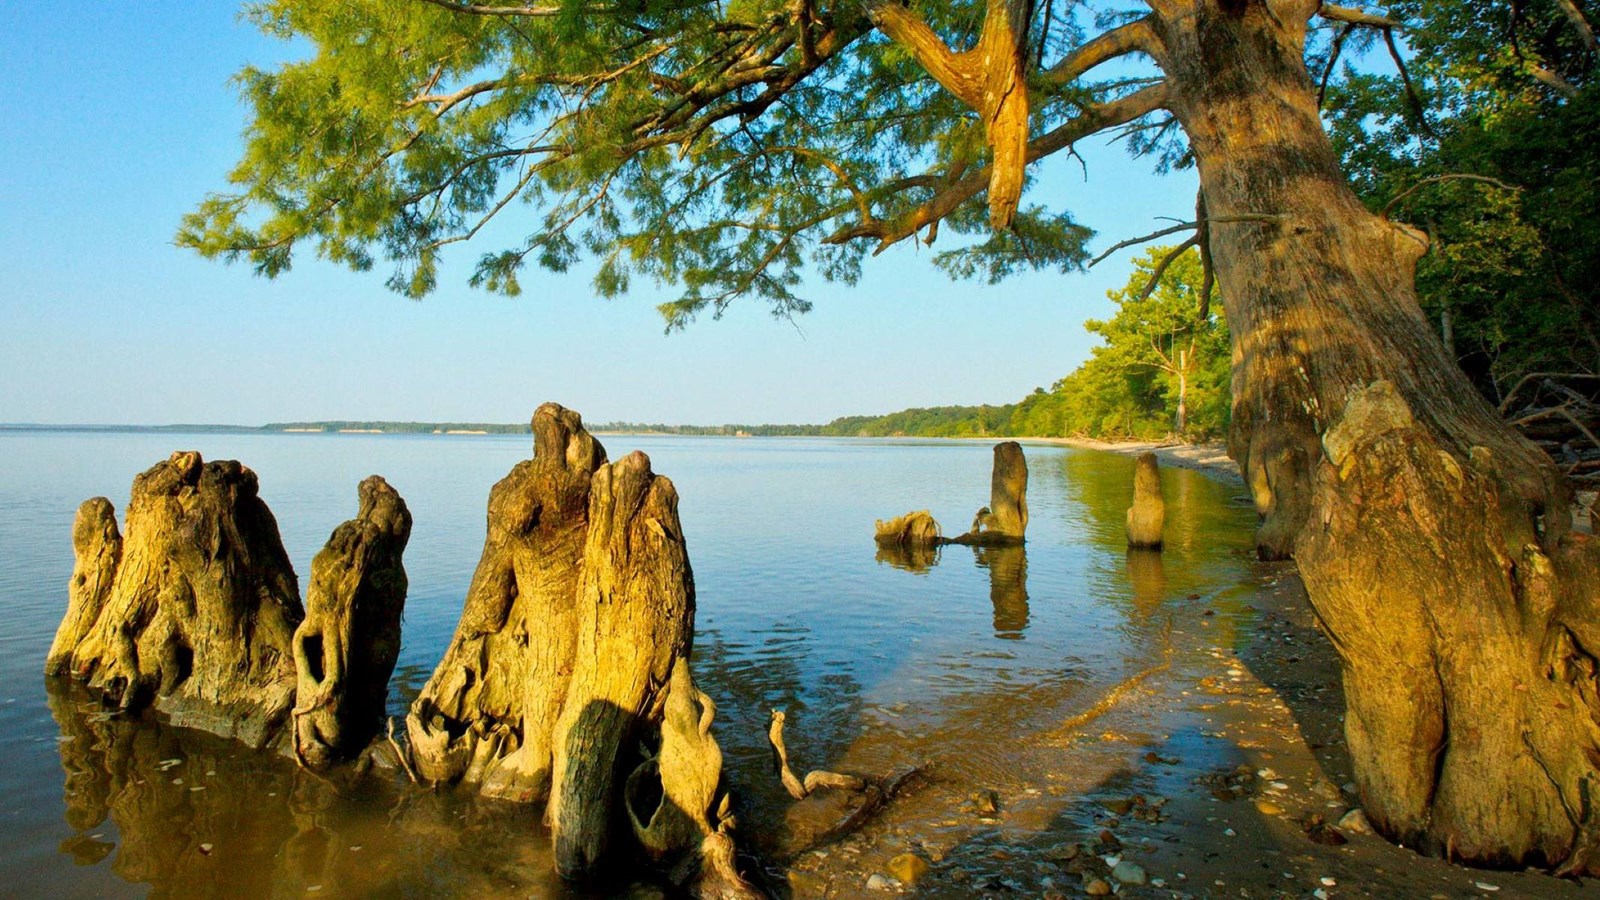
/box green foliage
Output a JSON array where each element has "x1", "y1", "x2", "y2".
[
  {"x1": 802, "y1": 245, "x2": 1230, "y2": 441},
  {"x1": 178, "y1": 0, "x2": 1172, "y2": 322},
  {"x1": 1014, "y1": 245, "x2": 1229, "y2": 440},
  {"x1": 1324, "y1": 0, "x2": 1600, "y2": 398}
]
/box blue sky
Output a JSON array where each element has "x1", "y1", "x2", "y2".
[{"x1": 0, "y1": 4, "x2": 1195, "y2": 426}]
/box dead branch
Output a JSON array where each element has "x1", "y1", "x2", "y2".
[
  {"x1": 1137, "y1": 234, "x2": 1200, "y2": 300},
  {"x1": 1498, "y1": 372, "x2": 1600, "y2": 414},
  {"x1": 1382, "y1": 174, "x2": 1521, "y2": 218}
]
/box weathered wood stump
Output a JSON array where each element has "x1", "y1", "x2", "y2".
[
  {"x1": 46, "y1": 497, "x2": 122, "y2": 676},
  {"x1": 292, "y1": 476, "x2": 412, "y2": 771},
  {"x1": 946, "y1": 441, "x2": 1030, "y2": 546},
  {"x1": 1126, "y1": 451, "x2": 1166, "y2": 549},
  {"x1": 406, "y1": 403, "x2": 606, "y2": 792},
  {"x1": 874, "y1": 510, "x2": 942, "y2": 549},
  {"x1": 47, "y1": 451, "x2": 304, "y2": 748},
  {"x1": 406, "y1": 404, "x2": 754, "y2": 895}
]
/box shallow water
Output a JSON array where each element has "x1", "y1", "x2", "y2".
[{"x1": 0, "y1": 431, "x2": 1256, "y2": 897}]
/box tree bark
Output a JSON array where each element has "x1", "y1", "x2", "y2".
[
  {"x1": 48, "y1": 452, "x2": 304, "y2": 748},
  {"x1": 1149, "y1": 0, "x2": 1600, "y2": 873},
  {"x1": 292, "y1": 476, "x2": 412, "y2": 771}
]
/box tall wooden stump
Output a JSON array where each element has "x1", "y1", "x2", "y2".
[
  {"x1": 944, "y1": 441, "x2": 1029, "y2": 546},
  {"x1": 1126, "y1": 452, "x2": 1166, "y2": 549},
  {"x1": 986, "y1": 441, "x2": 1029, "y2": 541},
  {"x1": 46, "y1": 451, "x2": 304, "y2": 748},
  {"x1": 292, "y1": 476, "x2": 412, "y2": 770},
  {"x1": 406, "y1": 404, "x2": 754, "y2": 895}
]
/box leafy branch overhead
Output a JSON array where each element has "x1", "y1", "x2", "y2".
[
  {"x1": 180, "y1": 0, "x2": 1509, "y2": 329},
  {"x1": 176, "y1": 0, "x2": 1192, "y2": 325}
]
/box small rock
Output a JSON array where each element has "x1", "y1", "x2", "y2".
[
  {"x1": 1321, "y1": 876, "x2": 1337, "y2": 886},
  {"x1": 972, "y1": 790, "x2": 1000, "y2": 816},
  {"x1": 1337, "y1": 808, "x2": 1371, "y2": 834},
  {"x1": 1101, "y1": 798, "x2": 1134, "y2": 815},
  {"x1": 1085, "y1": 878, "x2": 1113, "y2": 896},
  {"x1": 888, "y1": 853, "x2": 930, "y2": 886},
  {"x1": 198, "y1": 843, "x2": 214, "y2": 854},
  {"x1": 1254, "y1": 799, "x2": 1283, "y2": 816},
  {"x1": 1475, "y1": 883, "x2": 1501, "y2": 892},
  {"x1": 1112, "y1": 860, "x2": 1148, "y2": 885},
  {"x1": 1048, "y1": 843, "x2": 1081, "y2": 862},
  {"x1": 1223, "y1": 828, "x2": 1236, "y2": 837},
  {"x1": 866, "y1": 873, "x2": 899, "y2": 892}
]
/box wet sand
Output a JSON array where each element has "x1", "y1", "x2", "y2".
[{"x1": 778, "y1": 445, "x2": 1600, "y2": 899}]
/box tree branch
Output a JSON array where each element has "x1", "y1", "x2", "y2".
[
  {"x1": 1137, "y1": 235, "x2": 1199, "y2": 301},
  {"x1": 415, "y1": 0, "x2": 577, "y2": 17},
  {"x1": 1381, "y1": 173, "x2": 1521, "y2": 218},
  {"x1": 1317, "y1": 3, "x2": 1399, "y2": 28},
  {"x1": 1041, "y1": 17, "x2": 1157, "y2": 86},
  {"x1": 1554, "y1": 0, "x2": 1600, "y2": 55},
  {"x1": 825, "y1": 83, "x2": 1171, "y2": 252}
]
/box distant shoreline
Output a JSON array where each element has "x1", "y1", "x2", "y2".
[{"x1": 0, "y1": 422, "x2": 1242, "y2": 482}]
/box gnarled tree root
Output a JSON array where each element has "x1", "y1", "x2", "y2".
[{"x1": 767, "y1": 708, "x2": 927, "y2": 853}]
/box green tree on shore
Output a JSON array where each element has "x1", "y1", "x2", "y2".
[{"x1": 1024, "y1": 245, "x2": 1228, "y2": 440}]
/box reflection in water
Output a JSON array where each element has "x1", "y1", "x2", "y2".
[
  {"x1": 972, "y1": 545, "x2": 1029, "y2": 639},
  {"x1": 1125, "y1": 548, "x2": 1169, "y2": 619},
  {"x1": 874, "y1": 541, "x2": 941, "y2": 573},
  {"x1": 45, "y1": 678, "x2": 572, "y2": 899}
]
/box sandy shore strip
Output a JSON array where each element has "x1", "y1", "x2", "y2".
[{"x1": 1018, "y1": 437, "x2": 1242, "y2": 484}]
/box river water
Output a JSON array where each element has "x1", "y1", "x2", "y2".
[{"x1": 0, "y1": 431, "x2": 1257, "y2": 897}]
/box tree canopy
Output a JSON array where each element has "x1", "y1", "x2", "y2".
[
  {"x1": 1325, "y1": 0, "x2": 1599, "y2": 399},
  {"x1": 180, "y1": 0, "x2": 1424, "y2": 328}
]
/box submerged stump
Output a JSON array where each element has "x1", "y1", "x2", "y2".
[
  {"x1": 946, "y1": 441, "x2": 1030, "y2": 546},
  {"x1": 405, "y1": 403, "x2": 755, "y2": 895},
  {"x1": 1126, "y1": 452, "x2": 1166, "y2": 549},
  {"x1": 292, "y1": 476, "x2": 412, "y2": 771},
  {"x1": 47, "y1": 451, "x2": 304, "y2": 748}
]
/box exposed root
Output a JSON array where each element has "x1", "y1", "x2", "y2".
[
  {"x1": 768, "y1": 710, "x2": 866, "y2": 800},
  {"x1": 387, "y1": 717, "x2": 421, "y2": 785}
]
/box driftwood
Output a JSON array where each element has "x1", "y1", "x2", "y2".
[
  {"x1": 873, "y1": 510, "x2": 941, "y2": 548},
  {"x1": 46, "y1": 452, "x2": 304, "y2": 748},
  {"x1": 292, "y1": 476, "x2": 412, "y2": 771},
  {"x1": 1126, "y1": 451, "x2": 1166, "y2": 549},
  {"x1": 767, "y1": 709, "x2": 927, "y2": 856}
]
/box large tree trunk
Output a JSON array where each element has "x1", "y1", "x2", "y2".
[{"x1": 1149, "y1": 0, "x2": 1600, "y2": 873}]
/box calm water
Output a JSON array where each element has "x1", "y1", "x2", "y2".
[{"x1": 0, "y1": 432, "x2": 1256, "y2": 897}]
